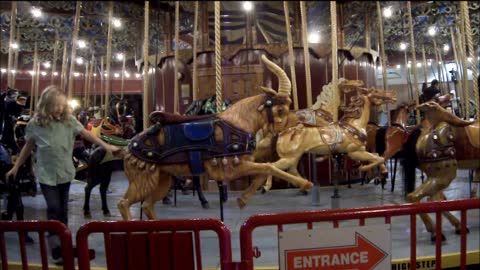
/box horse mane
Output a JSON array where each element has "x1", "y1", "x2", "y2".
[{"x1": 339, "y1": 95, "x2": 366, "y2": 121}]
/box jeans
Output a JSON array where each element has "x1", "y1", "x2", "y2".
[{"x1": 40, "y1": 182, "x2": 71, "y2": 259}]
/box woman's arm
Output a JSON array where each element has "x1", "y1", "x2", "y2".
[
  {"x1": 79, "y1": 129, "x2": 123, "y2": 155},
  {"x1": 6, "y1": 139, "x2": 35, "y2": 180}
]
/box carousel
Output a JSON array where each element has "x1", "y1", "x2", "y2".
[{"x1": 0, "y1": 1, "x2": 479, "y2": 269}]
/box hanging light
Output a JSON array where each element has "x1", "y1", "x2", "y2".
[
  {"x1": 112, "y1": 18, "x2": 122, "y2": 28},
  {"x1": 43, "y1": 62, "x2": 51, "y2": 68},
  {"x1": 399, "y1": 43, "x2": 407, "y2": 51},
  {"x1": 243, "y1": 2, "x2": 253, "y2": 12},
  {"x1": 383, "y1": 7, "x2": 393, "y2": 18},
  {"x1": 443, "y1": 44, "x2": 450, "y2": 52},
  {"x1": 396, "y1": 64, "x2": 401, "y2": 69},
  {"x1": 76, "y1": 57, "x2": 84, "y2": 65},
  {"x1": 31, "y1": 7, "x2": 42, "y2": 18},
  {"x1": 116, "y1": 53, "x2": 124, "y2": 61},
  {"x1": 308, "y1": 32, "x2": 321, "y2": 43},
  {"x1": 78, "y1": 40, "x2": 87, "y2": 49},
  {"x1": 428, "y1": 26, "x2": 436, "y2": 37}
]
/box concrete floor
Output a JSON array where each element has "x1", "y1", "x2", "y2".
[{"x1": 1, "y1": 164, "x2": 479, "y2": 268}]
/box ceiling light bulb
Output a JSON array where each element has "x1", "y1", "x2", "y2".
[
  {"x1": 78, "y1": 40, "x2": 87, "y2": 49},
  {"x1": 76, "y1": 57, "x2": 83, "y2": 65},
  {"x1": 116, "y1": 53, "x2": 124, "y2": 60},
  {"x1": 243, "y1": 2, "x2": 253, "y2": 12},
  {"x1": 400, "y1": 43, "x2": 407, "y2": 51},
  {"x1": 112, "y1": 18, "x2": 122, "y2": 28},
  {"x1": 383, "y1": 7, "x2": 392, "y2": 18},
  {"x1": 43, "y1": 62, "x2": 51, "y2": 68},
  {"x1": 31, "y1": 8, "x2": 42, "y2": 18},
  {"x1": 443, "y1": 44, "x2": 450, "y2": 52},
  {"x1": 308, "y1": 33, "x2": 321, "y2": 43},
  {"x1": 428, "y1": 26, "x2": 436, "y2": 37}
]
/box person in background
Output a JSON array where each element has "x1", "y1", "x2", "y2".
[
  {"x1": 422, "y1": 79, "x2": 441, "y2": 102},
  {"x1": 5, "y1": 85, "x2": 122, "y2": 264}
]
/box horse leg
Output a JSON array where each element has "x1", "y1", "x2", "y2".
[
  {"x1": 99, "y1": 165, "x2": 113, "y2": 217},
  {"x1": 238, "y1": 175, "x2": 269, "y2": 209},
  {"x1": 192, "y1": 176, "x2": 209, "y2": 209},
  {"x1": 83, "y1": 179, "x2": 99, "y2": 219},
  {"x1": 261, "y1": 175, "x2": 273, "y2": 194},
  {"x1": 347, "y1": 150, "x2": 386, "y2": 173},
  {"x1": 142, "y1": 174, "x2": 172, "y2": 220},
  {"x1": 433, "y1": 191, "x2": 468, "y2": 234}
]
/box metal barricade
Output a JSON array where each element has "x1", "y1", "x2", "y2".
[
  {"x1": 0, "y1": 220, "x2": 75, "y2": 270},
  {"x1": 239, "y1": 198, "x2": 480, "y2": 270},
  {"x1": 76, "y1": 218, "x2": 233, "y2": 270}
]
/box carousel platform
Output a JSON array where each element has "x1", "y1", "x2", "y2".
[{"x1": 1, "y1": 165, "x2": 479, "y2": 269}]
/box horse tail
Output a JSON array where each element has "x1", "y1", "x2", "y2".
[
  {"x1": 402, "y1": 127, "x2": 421, "y2": 194},
  {"x1": 375, "y1": 126, "x2": 388, "y2": 156},
  {"x1": 123, "y1": 150, "x2": 160, "y2": 201}
]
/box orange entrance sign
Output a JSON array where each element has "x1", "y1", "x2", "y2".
[{"x1": 285, "y1": 233, "x2": 388, "y2": 270}]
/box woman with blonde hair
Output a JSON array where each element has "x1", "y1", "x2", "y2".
[{"x1": 6, "y1": 85, "x2": 122, "y2": 264}]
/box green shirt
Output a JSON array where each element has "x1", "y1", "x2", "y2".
[{"x1": 26, "y1": 115, "x2": 84, "y2": 186}]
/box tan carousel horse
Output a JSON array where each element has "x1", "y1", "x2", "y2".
[
  {"x1": 118, "y1": 55, "x2": 314, "y2": 220},
  {"x1": 404, "y1": 100, "x2": 478, "y2": 241},
  {"x1": 237, "y1": 84, "x2": 397, "y2": 206}
]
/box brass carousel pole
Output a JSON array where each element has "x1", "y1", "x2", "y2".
[
  {"x1": 121, "y1": 52, "x2": 126, "y2": 100},
  {"x1": 284, "y1": 1, "x2": 299, "y2": 110},
  {"x1": 29, "y1": 43, "x2": 38, "y2": 117},
  {"x1": 192, "y1": 1, "x2": 199, "y2": 101},
  {"x1": 214, "y1": 1, "x2": 223, "y2": 111},
  {"x1": 451, "y1": 26, "x2": 464, "y2": 117},
  {"x1": 100, "y1": 57, "x2": 104, "y2": 116},
  {"x1": 377, "y1": 1, "x2": 390, "y2": 125},
  {"x1": 6, "y1": 1, "x2": 16, "y2": 87},
  {"x1": 462, "y1": 1, "x2": 479, "y2": 119},
  {"x1": 60, "y1": 41, "x2": 68, "y2": 91},
  {"x1": 421, "y1": 46, "x2": 428, "y2": 85},
  {"x1": 51, "y1": 33, "x2": 59, "y2": 85},
  {"x1": 142, "y1": 1, "x2": 150, "y2": 130},
  {"x1": 105, "y1": 1, "x2": 113, "y2": 117},
  {"x1": 68, "y1": 1, "x2": 82, "y2": 99},
  {"x1": 12, "y1": 25, "x2": 20, "y2": 88},
  {"x1": 83, "y1": 62, "x2": 89, "y2": 108},
  {"x1": 300, "y1": 1, "x2": 312, "y2": 108},
  {"x1": 407, "y1": 1, "x2": 420, "y2": 124},
  {"x1": 459, "y1": 3, "x2": 470, "y2": 118},
  {"x1": 174, "y1": 1, "x2": 180, "y2": 114}
]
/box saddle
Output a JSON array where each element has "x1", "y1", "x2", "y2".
[
  {"x1": 129, "y1": 116, "x2": 256, "y2": 175},
  {"x1": 149, "y1": 111, "x2": 213, "y2": 125},
  {"x1": 296, "y1": 109, "x2": 333, "y2": 126}
]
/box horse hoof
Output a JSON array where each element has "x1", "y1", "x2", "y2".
[
  {"x1": 201, "y1": 202, "x2": 210, "y2": 209},
  {"x1": 297, "y1": 190, "x2": 309, "y2": 196},
  {"x1": 430, "y1": 233, "x2": 446, "y2": 242},
  {"x1": 237, "y1": 198, "x2": 246, "y2": 209},
  {"x1": 301, "y1": 181, "x2": 313, "y2": 191},
  {"x1": 84, "y1": 212, "x2": 92, "y2": 219},
  {"x1": 455, "y1": 227, "x2": 470, "y2": 234},
  {"x1": 261, "y1": 187, "x2": 267, "y2": 194},
  {"x1": 103, "y1": 210, "x2": 112, "y2": 217},
  {"x1": 162, "y1": 197, "x2": 172, "y2": 205}
]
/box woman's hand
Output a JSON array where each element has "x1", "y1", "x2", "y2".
[
  {"x1": 5, "y1": 166, "x2": 19, "y2": 182},
  {"x1": 107, "y1": 145, "x2": 124, "y2": 157}
]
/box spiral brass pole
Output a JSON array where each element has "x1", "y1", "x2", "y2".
[
  {"x1": 105, "y1": 1, "x2": 113, "y2": 117},
  {"x1": 214, "y1": 1, "x2": 223, "y2": 111},
  {"x1": 377, "y1": 1, "x2": 390, "y2": 125},
  {"x1": 462, "y1": 1, "x2": 479, "y2": 119},
  {"x1": 407, "y1": 1, "x2": 420, "y2": 124},
  {"x1": 174, "y1": 1, "x2": 180, "y2": 114},
  {"x1": 6, "y1": 1, "x2": 16, "y2": 87},
  {"x1": 284, "y1": 1, "x2": 299, "y2": 110},
  {"x1": 300, "y1": 1, "x2": 312, "y2": 108},
  {"x1": 143, "y1": 1, "x2": 150, "y2": 130},
  {"x1": 192, "y1": 1, "x2": 199, "y2": 101},
  {"x1": 68, "y1": 1, "x2": 82, "y2": 99}
]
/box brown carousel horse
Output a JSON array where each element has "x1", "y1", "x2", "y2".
[
  {"x1": 403, "y1": 100, "x2": 478, "y2": 241},
  {"x1": 82, "y1": 97, "x2": 135, "y2": 218},
  {"x1": 237, "y1": 83, "x2": 397, "y2": 207},
  {"x1": 365, "y1": 103, "x2": 415, "y2": 191},
  {"x1": 118, "y1": 55, "x2": 313, "y2": 220}
]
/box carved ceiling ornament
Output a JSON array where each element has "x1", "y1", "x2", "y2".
[{"x1": 0, "y1": 1, "x2": 478, "y2": 69}]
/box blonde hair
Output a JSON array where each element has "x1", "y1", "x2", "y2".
[{"x1": 34, "y1": 85, "x2": 72, "y2": 127}]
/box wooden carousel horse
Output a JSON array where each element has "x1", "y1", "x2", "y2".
[
  {"x1": 82, "y1": 98, "x2": 135, "y2": 218},
  {"x1": 167, "y1": 95, "x2": 232, "y2": 209},
  {"x1": 118, "y1": 55, "x2": 314, "y2": 220},
  {"x1": 403, "y1": 100, "x2": 476, "y2": 241},
  {"x1": 237, "y1": 84, "x2": 397, "y2": 208},
  {"x1": 365, "y1": 102, "x2": 415, "y2": 191},
  {"x1": 258, "y1": 79, "x2": 357, "y2": 193}
]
